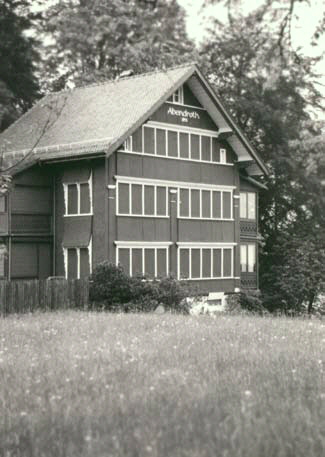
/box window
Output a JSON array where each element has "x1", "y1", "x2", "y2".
[
  {"x1": 117, "y1": 181, "x2": 168, "y2": 217},
  {"x1": 220, "y1": 148, "x2": 227, "y2": 164},
  {"x1": 240, "y1": 243, "x2": 256, "y2": 273},
  {"x1": 64, "y1": 173, "x2": 92, "y2": 216},
  {"x1": 116, "y1": 242, "x2": 172, "y2": 278},
  {"x1": 240, "y1": 192, "x2": 256, "y2": 219},
  {"x1": 178, "y1": 244, "x2": 234, "y2": 280},
  {"x1": 119, "y1": 126, "x2": 231, "y2": 165},
  {"x1": 64, "y1": 241, "x2": 92, "y2": 279},
  {"x1": 0, "y1": 196, "x2": 6, "y2": 213},
  {"x1": 178, "y1": 187, "x2": 233, "y2": 220},
  {"x1": 116, "y1": 177, "x2": 234, "y2": 220},
  {"x1": 168, "y1": 87, "x2": 184, "y2": 104},
  {"x1": 0, "y1": 244, "x2": 5, "y2": 277},
  {"x1": 123, "y1": 136, "x2": 132, "y2": 151}
]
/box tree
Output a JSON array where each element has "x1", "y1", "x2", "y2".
[
  {"x1": 199, "y1": 7, "x2": 325, "y2": 312},
  {"x1": 0, "y1": 0, "x2": 40, "y2": 132},
  {"x1": 203, "y1": 0, "x2": 325, "y2": 50},
  {"x1": 38, "y1": 0, "x2": 196, "y2": 90}
]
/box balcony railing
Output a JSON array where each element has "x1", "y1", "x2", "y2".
[
  {"x1": 240, "y1": 220, "x2": 257, "y2": 237},
  {"x1": 11, "y1": 214, "x2": 52, "y2": 234},
  {"x1": 241, "y1": 272, "x2": 257, "y2": 289}
]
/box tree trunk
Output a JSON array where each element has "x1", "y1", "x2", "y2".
[{"x1": 307, "y1": 292, "x2": 315, "y2": 314}]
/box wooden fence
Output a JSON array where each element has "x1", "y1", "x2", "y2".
[{"x1": 0, "y1": 279, "x2": 90, "y2": 316}]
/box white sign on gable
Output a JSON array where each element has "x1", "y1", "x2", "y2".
[{"x1": 167, "y1": 106, "x2": 200, "y2": 123}]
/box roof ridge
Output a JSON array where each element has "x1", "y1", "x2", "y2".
[{"x1": 50, "y1": 61, "x2": 198, "y2": 96}]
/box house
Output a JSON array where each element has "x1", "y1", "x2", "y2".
[{"x1": 0, "y1": 63, "x2": 268, "y2": 302}]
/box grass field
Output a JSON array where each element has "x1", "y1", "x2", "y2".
[{"x1": 0, "y1": 312, "x2": 324, "y2": 457}]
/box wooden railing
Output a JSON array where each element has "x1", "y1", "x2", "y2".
[
  {"x1": 0, "y1": 279, "x2": 89, "y2": 316},
  {"x1": 11, "y1": 214, "x2": 52, "y2": 234},
  {"x1": 241, "y1": 273, "x2": 257, "y2": 289},
  {"x1": 240, "y1": 220, "x2": 257, "y2": 237}
]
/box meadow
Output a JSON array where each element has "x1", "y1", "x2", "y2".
[{"x1": 0, "y1": 312, "x2": 324, "y2": 457}]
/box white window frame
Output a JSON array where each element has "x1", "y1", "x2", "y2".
[
  {"x1": 115, "y1": 241, "x2": 172, "y2": 277},
  {"x1": 170, "y1": 86, "x2": 184, "y2": 104},
  {"x1": 116, "y1": 179, "x2": 169, "y2": 218},
  {"x1": 115, "y1": 176, "x2": 235, "y2": 221},
  {"x1": 220, "y1": 148, "x2": 227, "y2": 164},
  {"x1": 177, "y1": 242, "x2": 236, "y2": 280},
  {"x1": 178, "y1": 187, "x2": 233, "y2": 221},
  {"x1": 240, "y1": 243, "x2": 256, "y2": 273},
  {"x1": 63, "y1": 238, "x2": 92, "y2": 279},
  {"x1": 0, "y1": 195, "x2": 6, "y2": 213},
  {"x1": 63, "y1": 171, "x2": 93, "y2": 216},
  {"x1": 118, "y1": 123, "x2": 233, "y2": 167},
  {"x1": 123, "y1": 136, "x2": 132, "y2": 152},
  {"x1": 240, "y1": 191, "x2": 256, "y2": 220}
]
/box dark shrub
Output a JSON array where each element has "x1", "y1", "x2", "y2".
[
  {"x1": 240, "y1": 289, "x2": 268, "y2": 314},
  {"x1": 89, "y1": 262, "x2": 192, "y2": 313},
  {"x1": 89, "y1": 262, "x2": 133, "y2": 309},
  {"x1": 226, "y1": 290, "x2": 268, "y2": 315}
]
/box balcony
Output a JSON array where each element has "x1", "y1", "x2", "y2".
[
  {"x1": 11, "y1": 214, "x2": 52, "y2": 234},
  {"x1": 240, "y1": 220, "x2": 257, "y2": 237},
  {"x1": 241, "y1": 272, "x2": 257, "y2": 289}
]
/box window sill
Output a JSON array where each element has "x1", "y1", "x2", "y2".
[
  {"x1": 64, "y1": 213, "x2": 93, "y2": 217},
  {"x1": 118, "y1": 150, "x2": 233, "y2": 166},
  {"x1": 116, "y1": 214, "x2": 169, "y2": 218},
  {"x1": 179, "y1": 277, "x2": 235, "y2": 281},
  {"x1": 178, "y1": 217, "x2": 234, "y2": 222}
]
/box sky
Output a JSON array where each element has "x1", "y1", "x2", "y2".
[
  {"x1": 178, "y1": 0, "x2": 325, "y2": 113},
  {"x1": 178, "y1": 0, "x2": 325, "y2": 54}
]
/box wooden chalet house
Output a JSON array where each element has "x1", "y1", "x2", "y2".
[{"x1": 0, "y1": 64, "x2": 268, "y2": 301}]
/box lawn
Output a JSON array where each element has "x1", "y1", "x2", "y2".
[{"x1": 0, "y1": 312, "x2": 324, "y2": 457}]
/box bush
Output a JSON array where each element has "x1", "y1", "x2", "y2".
[
  {"x1": 225, "y1": 290, "x2": 268, "y2": 315},
  {"x1": 89, "y1": 262, "x2": 134, "y2": 309},
  {"x1": 89, "y1": 262, "x2": 192, "y2": 313},
  {"x1": 240, "y1": 289, "x2": 265, "y2": 312}
]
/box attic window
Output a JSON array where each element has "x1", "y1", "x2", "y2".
[
  {"x1": 220, "y1": 148, "x2": 227, "y2": 164},
  {"x1": 168, "y1": 87, "x2": 184, "y2": 105},
  {"x1": 123, "y1": 136, "x2": 132, "y2": 151}
]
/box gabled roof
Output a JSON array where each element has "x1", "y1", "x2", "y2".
[{"x1": 0, "y1": 63, "x2": 268, "y2": 176}]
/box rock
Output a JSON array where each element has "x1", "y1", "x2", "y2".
[{"x1": 155, "y1": 305, "x2": 165, "y2": 314}]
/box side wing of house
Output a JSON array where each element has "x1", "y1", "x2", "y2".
[{"x1": 0, "y1": 167, "x2": 53, "y2": 279}]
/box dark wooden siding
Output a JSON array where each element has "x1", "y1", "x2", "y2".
[
  {"x1": 117, "y1": 218, "x2": 170, "y2": 242},
  {"x1": 0, "y1": 214, "x2": 8, "y2": 235},
  {"x1": 116, "y1": 154, "x2": 235, "y2": 186},
  {"x1": 11, "y1": 186, "x2": 51, "y2": 214},
  {"x1": 9, "y1": 165, "x2": 53, "y2": 279},
  {"x1": 187, "y1": 279, "x2": 236, "y2": 294},
  {"x1": 54, "y1": 159, "x2": 106, "y2": 276},
  {"x1": 178, "y1": 220, "x2": 234, "y2": 242},
  {"x1": 150, "y1": 102, "x2": 217, "y2": 131},
  {"x1": 91, "y1": 160, "x2": 106, "y2": 266},
  {"x1": 183, "y1": 83, "x2": 202, "y2": 107},
  {"x1": 11, "y1": 241, "x2": 52, "y2": 279}
]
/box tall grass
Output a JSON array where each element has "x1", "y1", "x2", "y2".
[{"x1": 0, "y1": 312, "x2": 324, "y2": 457}]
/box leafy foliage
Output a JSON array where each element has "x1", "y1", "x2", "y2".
[
  {"x1": 89, "y1": 262, "x2": 191, "y2": 313},
  {"x1": 0, "y1": 0, "x2": 40, "y2": 132},
  {"x1": 199, "y1": 8, "x2": 325, "y2": 312},
  {"x1": 38, "y1": 0, "x2": 196, "y2": 90}
]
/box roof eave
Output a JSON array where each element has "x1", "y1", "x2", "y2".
[
  {"x1": 193, "y1": 66, "x2": 269, "y2": 176},
  {"x1": 105, "y1": 65, "x2": 197, "y2": 157}
]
